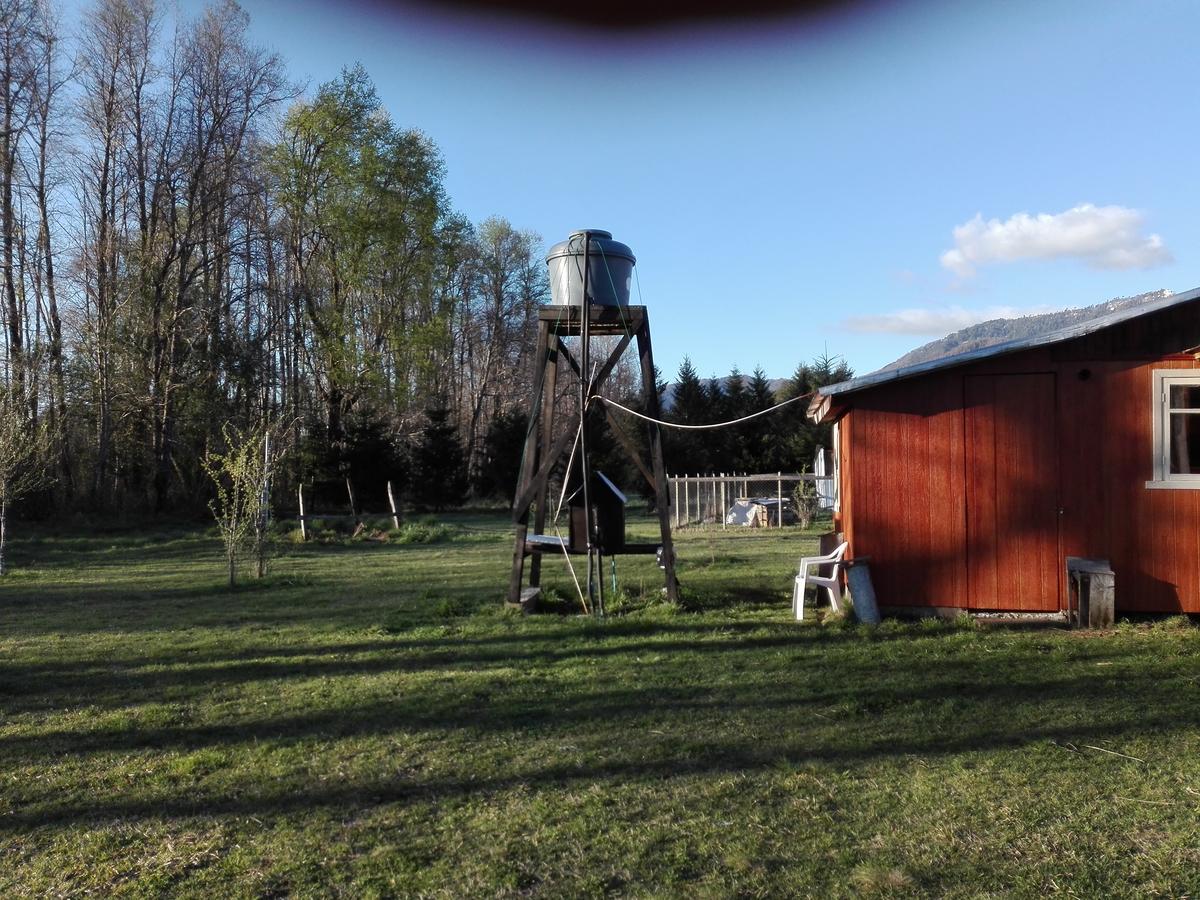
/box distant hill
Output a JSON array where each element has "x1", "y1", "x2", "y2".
[
  {"x1": 660, "y1": 376, "x2": 787, "y2": 413},
  {"x1": 883, "y1": 289, "x2": 1175, "y2": 371}
]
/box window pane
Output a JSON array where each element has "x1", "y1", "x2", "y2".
[
  {"x1": 1169, "y1": 413, "x2": 1200, "y2": 474},
  {"x1": 1169, "y1": 384, "x2": 1200, "y2": 409}
]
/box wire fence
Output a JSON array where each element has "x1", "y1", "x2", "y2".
[{"x1": 666, "y1": 472, "x2": 835, "y2": 529}]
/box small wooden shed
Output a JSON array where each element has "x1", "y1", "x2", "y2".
[{"x1": 809, "y1": 288, "x2": 1200, "y2": 615}]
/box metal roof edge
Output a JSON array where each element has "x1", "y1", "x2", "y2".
[{"x1": 816, "y1": 286, "x2": 1200, "y2": 405}]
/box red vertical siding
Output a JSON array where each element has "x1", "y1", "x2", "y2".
[
  {"x1": 1057, "y1": 363, "x2": 1108, "y2": 561},
  {"x1": 847, "y1": 376, "x2": 967, "y2": 608},
  {"x1": 964, "y1": 375, "x2": 998, "y2": 605},
  {"x1": 926, "y1": 376, "x2": 968, "y2": 605},
  {"x1": 964, "y1": 374, "x2": 1059, "y2": 611},
  {"x1": 841, "y1": 331, "x2": 1200, "y2": 613},
  {"x1": 1102, "y1": 360, "x2": 1200, "y2": 612}
]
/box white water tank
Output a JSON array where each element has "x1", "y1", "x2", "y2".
[{"x1": 545, "y1": 230, "x2": 636, "y2": 307}]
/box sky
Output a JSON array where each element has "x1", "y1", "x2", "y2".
[{"x1": 174, "y1": 0, "x2": 1200, "y2": 379}]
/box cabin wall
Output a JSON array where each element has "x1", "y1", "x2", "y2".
[
  {"x1": 840, "y1": 377, "x2": 966, "y2": 608},
  {"x1": 1093, "y1": 359, "x2": 1200, "y2": 612},
  {"x1": 841, "y1": 341, "x2": 1200, "y2": 613}
]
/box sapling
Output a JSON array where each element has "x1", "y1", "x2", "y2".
[
  {"x1": 203, "y1": 421, "x2": 283, "y2": 587},
  {"x1": 792, "y1": 471, "x2": 820, "y2": 530}
]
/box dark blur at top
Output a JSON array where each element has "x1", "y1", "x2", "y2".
[{"x1": 365, "y1": 0, "x2": 882, "y2": 32}]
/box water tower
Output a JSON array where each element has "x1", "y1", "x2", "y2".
[{"x1": 508, "y1": 229, "x2": 678, "y2": 611}]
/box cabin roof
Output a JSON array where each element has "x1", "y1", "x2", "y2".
[
  {"x1": 809, "y1": 285, "x2": 1200, "y2": 421},
  {"x1": 595, "y1": 470, "x2": 627, "y2": 505}
]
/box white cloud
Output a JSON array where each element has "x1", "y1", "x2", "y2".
[
  {"x1": 843, "y1": 304, "x2": 1054, "y2": 336},
  {"x1": 940, "y1": 204, "x2": 1172, "y2": 277}
]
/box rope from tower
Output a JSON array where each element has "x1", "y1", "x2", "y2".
[{"x1": 594, "y1": 390, "x2": 815, "y2": 431}]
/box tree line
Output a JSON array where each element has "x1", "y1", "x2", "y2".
[
  {"x1": 662, "y1": 353, "x2": 852, "y2": 478},
  {"x1": 0, "y1": 0, "x2": 851, "y2": 528},
  {"x1": 0, "y1": 0, "x2": 552, "y2": 518}
]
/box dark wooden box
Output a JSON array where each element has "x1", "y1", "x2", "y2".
[{"x1": 568, "y1": 472, "x2": 627, "y2": 554}]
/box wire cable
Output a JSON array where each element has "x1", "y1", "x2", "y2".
[
  {"x1": 594, "y1": 390, "x2": 814, "y2": 431},
  {"x1": 553, "y1": 423, "x2": 583, "y2": 523},
  {"x1": 552, "y1": 519, "x2": 588, "y2": 615}
]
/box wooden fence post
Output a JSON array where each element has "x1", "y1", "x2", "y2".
[
  {"x1": 387, "y1": 480, "x2": 401, "y2": 530},
  {"x1": 346, "y1": 476, "x2": 359, "y2": 524}
]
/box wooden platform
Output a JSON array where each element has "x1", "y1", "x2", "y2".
[
  {"x1": 538, "y1": 304, "x2": 646, "y2": 337},
  {"x1": 522, "y1": 535, "x2": 660, "y2": 556}
]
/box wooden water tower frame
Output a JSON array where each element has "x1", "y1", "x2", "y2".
[{"x1": 508, "y1": 302, "x2": 678, "y2": 609}]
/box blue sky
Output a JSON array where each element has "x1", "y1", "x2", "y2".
[{"x1": 186, "y1": 0, "x2": 1199, "y2": 379}]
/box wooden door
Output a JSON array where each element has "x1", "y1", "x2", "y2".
[{"x1": 965, "y1": 374, "x2": 1061, "y2": 611}]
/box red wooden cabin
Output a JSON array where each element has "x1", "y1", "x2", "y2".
[{"x1": 808, "y1": 288, "x2": 1200, "y2": 615}]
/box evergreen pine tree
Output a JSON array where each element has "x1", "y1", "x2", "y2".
[
  {"x1": 745, "y1": 367, "x2": 780, "y2": 471},
  {"x1": 621, "y1": 364, "x2": 668, "y2": 500},
  {"x1": 342, "y1": 406, "x2": 408, "y2": 504},
  {"x1": 473, "y1": 407, "x2": 528, "y2": 499},
  {"x1": 779, "y1": 352, "x2": 854, "y2": 470},
  {"x1": 672, "y1": 357, "x2": 708, "y2": 422},
  {"x1": 705, "y1": 375, "x2": 732, "y2": 473},
  {"x1": 667, "y1": 357, "x2": 710, "y2": 473},
  {"x1": 723, "y1": 366, "x2": 750, "y2": 472},
  {"x1": 411, "y1": 405, "x2": 468, "y2": 511}
]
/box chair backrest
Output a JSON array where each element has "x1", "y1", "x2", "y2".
[
  {"x1": 816, "y1": 542, "x2": 851, "y2": 587},
  {"x1": 800, "y1": 540, "x2": 849, "y2": 573}
]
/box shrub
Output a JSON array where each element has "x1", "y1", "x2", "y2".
[
  {"x1": 792, "y1": 474, "x2": 820, "y2": 530},
  {"x1": 435, "y1": 596, "x2": 475, "y2": 618},
  {"x1": 389, "y1": 519, "x2": 453, "y2": 544}
]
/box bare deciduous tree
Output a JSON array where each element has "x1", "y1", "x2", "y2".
[
  {"x1": 0, "y1": 0, "x2": 37, "y2": 412},
  {"x1": 0, "y1": 389, "x2": 50, "y2": 574}
]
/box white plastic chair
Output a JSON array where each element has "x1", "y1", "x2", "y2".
[{"x1": 793, "y1": 541, "x2": 849, "y2": 620}]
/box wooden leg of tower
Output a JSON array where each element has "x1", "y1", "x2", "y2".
[
  {"x1": 509, "y1": 319, "x2": 553, "y2": 607},
  {"x1": 529, "y1": 340, "x2": 559, "y2": 588},
  {"x1": 507, "y1": 436, "x2": 538, "y2": 606},
  {"x1": 636, "y1": 319, "x2": 679, "y2": 603}
]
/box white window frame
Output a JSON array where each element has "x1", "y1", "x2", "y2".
[
  {"x1": 831, "y1": 421, "x2": 841, "y2": 512},
  {"x1": 1147, "y1": 369, "x2": 1200, "y2": 488}
]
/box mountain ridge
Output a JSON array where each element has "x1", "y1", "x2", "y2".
[{"x1": 882, "y1": 289, "x2": 1175, "y2": 371}]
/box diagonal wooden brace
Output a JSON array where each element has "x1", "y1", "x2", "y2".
[
  {"x1": 511, "y1": 425, "x2": 577, "y2": 522},
  {"x1": 600, "y1": 403, "x2": 656, "y2": 492},
  {"x1": 556, "y1": 332, "x2": 633, "y2": 394}
]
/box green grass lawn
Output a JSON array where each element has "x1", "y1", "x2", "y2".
[{"x1": 3, "y1": 512, "x2": 1200, "y2": 897}]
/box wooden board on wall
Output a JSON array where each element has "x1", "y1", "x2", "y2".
[
  {"x1": 964, "y1": 373, "x2": 1061, "y2": 611},
  {"x1": 1104, "y1": 361, "x2": 1200, "y2": 612},
  {"x1": 847, "y1": 376, "x2": 966, "y2": 608}
]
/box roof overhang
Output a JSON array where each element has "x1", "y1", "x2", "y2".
[
  {"x1": 808, "y1": 285, "x2": 1200, "y2": 424},
  {"x1": 806, "y1": 391, "x2": 845, "y2": 425}
]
